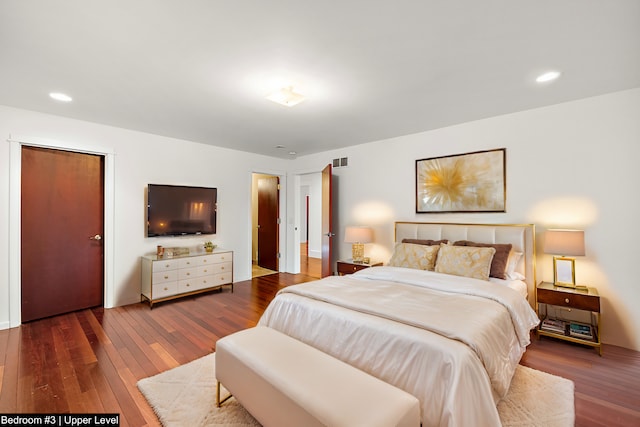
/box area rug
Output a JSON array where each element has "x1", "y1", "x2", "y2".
[{"x1": 138, "y1": 353, "x2": 574, "y2": 427}]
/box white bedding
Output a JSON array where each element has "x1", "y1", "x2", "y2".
[
  {"x1": 488, "y1": 277, "x2": 528, "y2": 299},
  {"x1": 258, "y1": 266, "x2": 539, "y2": 427}
]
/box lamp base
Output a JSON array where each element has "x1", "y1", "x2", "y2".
[{"x1": 351, "y1": 243, "x2": 364, "y2": 263}]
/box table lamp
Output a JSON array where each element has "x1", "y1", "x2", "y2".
[
  {"x1": 543, "y1": 229, "x2": 585, "y2": 288},
  {"x1": 344, "y1": 226, "x2": 373, "y2": 263}
]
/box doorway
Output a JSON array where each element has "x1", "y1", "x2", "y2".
[
  {"x1": 8, "y1": 136, "x2": 115, "y2": 328},
  {"x1": 299, "y1": 174, "x2": 322, "y2": 278},
  {"x1": 21, "y1": 146, "x2": 104, "y2": 321},
  {"x1": 296, "y1": 164, "x2": 333, "y2": 278},
  {"x1": 251, "y1": 173, "x2": 279, "y2": 278}
]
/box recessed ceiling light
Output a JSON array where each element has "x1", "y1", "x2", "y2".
[
  {"x1": 536, "y1": 71, "x2": 561, "y2": 83},
  {"x1": 49, "y1": 92, "x2": 73, "y2": 102},
  {"x1": 288, "y1": 151, "x2": 297, "y2": 156},
  {"x1": 276, "y1": 145, "x2": 286, "y2": 149},
  {"x1": 266, "y1": 86, "x2": 306, "y2": 107}
]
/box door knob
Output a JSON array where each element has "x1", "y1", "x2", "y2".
[{"x1": 89, "y1": 234, "x2": 102, "y2": 240}]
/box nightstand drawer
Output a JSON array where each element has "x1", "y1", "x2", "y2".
[
  {"x1": 337, "y1": 263, "x2": 367, "y2": 275},
  {"x1": 537, "y1": 287, "x2": 600, "y2": 312}
]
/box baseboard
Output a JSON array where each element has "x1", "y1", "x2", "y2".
[
  {"x1": 0, "y1": 320, "x2": 12, "y2": 330},
  {"x1": 308, "y1": 249, "x2": 321, "y2": 259}
]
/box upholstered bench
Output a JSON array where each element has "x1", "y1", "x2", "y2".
[{"x1": 215, "y1": 326, "x2": 420, "y2": 427}]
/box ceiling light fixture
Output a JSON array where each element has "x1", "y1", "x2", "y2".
[
  {"x1": 266, "y1": 86, "x2": 306, "y2": 107},
  {"x1": 49, "y1": 92, "x2": 73, "y2": 102},
  {"x1": 536, "y1": 71, "x2": 561, "y2": 83}
]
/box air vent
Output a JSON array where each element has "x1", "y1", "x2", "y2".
[{"x1": 332, "y1": 157, "x2": 349, "y2": 168}]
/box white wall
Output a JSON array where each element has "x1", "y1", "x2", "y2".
[
  {"x1": 2, "y1": 88, "x2": 639, "y2": 350},
  {"x1": 290, "y1": 89, "x2": 640, "y2": 351},
  {"x1": 0, "y1": 105, "x2": 289, "y2": 328}
]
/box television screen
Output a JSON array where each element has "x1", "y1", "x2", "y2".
[{"x1": 147, "y1": 184, "x2": 217, "y2": 237}]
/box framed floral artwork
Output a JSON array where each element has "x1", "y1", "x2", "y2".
[{"x1": 415, "y1": 148, "x2": 506, "y2": 213}]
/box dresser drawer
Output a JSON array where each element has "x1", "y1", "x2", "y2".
[
  {"x1": 152, "y1": 269, "x2": 178, "y2": 284},
  {"x1": 153, "y1": 259, "x2": 179, "y2": 272},
  {"x1": 211, "y1": 261, "x2": 232, "y2": 275},
  {"x1": 178, "y1": 257, "x2": 200, "y2": 269},
  {"x1": 210, "y1": 252, "x2": 232, "y2": 264},
  {"x1": 178, "y1": 279, "x2": 205, "y2": 293},
  {"x1": 178, "y1": 267, "x2": 199, "y2": 281},
  {"x1": 152, "y1": 282, "x2": 178, "y2": 299},
  {"x1": 196, "y1": 265, "x2": 215, "y2": 277},
  {"x1": 537, "y1": 287, "x2": 600, "y2": 312},
  {"x1": 214, "y1": 272, "x2": 232, "y2": 285}
]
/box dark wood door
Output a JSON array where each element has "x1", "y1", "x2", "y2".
[
  {"x1": 21, "y1": 146, "x2": 104, "y2": 322},
  {"x1": 257, "y1": 176, "x2": 279, "y2": 271},
  {"x1": 321, "y1": 164, "x2": 333, "y2": 277}
]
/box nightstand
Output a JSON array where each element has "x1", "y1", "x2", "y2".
[
  {"x1": 536, "y1": 281, "x2": 602, "y2": 355},
  {"x1": 337, "y1": 259, "x2": 383, "y2": 275}
]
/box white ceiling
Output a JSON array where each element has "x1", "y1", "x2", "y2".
[{"x1": 1, "y1": 1, "x2": 639, "y2": 159}]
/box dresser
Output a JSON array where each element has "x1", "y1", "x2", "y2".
[{"x1": 141, "y1": 249, "x2": 233, "y2": 307}]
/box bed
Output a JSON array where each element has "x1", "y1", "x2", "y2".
[{"x1": 258, "y1": 222, "x2": 540, "y2": 426}]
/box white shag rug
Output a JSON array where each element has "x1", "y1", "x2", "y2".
[{"x1": 137, "y1": 353, "x2": 574, "y2": 427}]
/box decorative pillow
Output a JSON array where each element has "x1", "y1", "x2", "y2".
[
  {"x1": 402, "y1": 238, "x2": 449, "y2": 246},
  {"x1": 435, "y1": 244, "x2": 496, "y2": 281},
  {"x1": 453, "y1": 240, "x2": 512, "y2": 280},
  {"x1": 505, "y1": 250, "x2": 525, "y2": 280},
  {"x1": 387, "y1": 243, "x2": 440, "y2": 271}
]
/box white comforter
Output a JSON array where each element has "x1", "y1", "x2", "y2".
[{"x1": 258, "y1": 267, "x2": 539, "y2": 427}]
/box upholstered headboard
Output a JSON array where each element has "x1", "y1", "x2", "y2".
[{"x1": 395, "y1": 222, "x2": 536, "y2": 306}]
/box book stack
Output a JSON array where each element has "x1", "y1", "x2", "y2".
[
  {"x1": 569, "y1": 323, "x2": 594, "y2": 340},
  {"x1": 541, "y1": 318, "x2": 566, "y2": 334}
]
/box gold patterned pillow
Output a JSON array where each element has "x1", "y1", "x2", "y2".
[
  {"x1": 434, "y1": 244, "x2": 496, "y2": 281},
  {"x1": 387, "y1": 243, "x2": 440, "y2": 271}
]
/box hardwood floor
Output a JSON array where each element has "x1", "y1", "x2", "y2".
[
  {"x1": 300, "y1": 241, "x2": 321, "y2": 278},
  {"x1": 0, "y1": 273, "x2": 638, "y2": 426}
]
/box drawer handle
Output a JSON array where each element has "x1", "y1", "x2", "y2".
[
  {"x1": 186, "y1": 261, "x2": 191, "y2": 265},
  {"x1": 186, "y1": 272, "x2": 190, "y2": 276},
  {"x1": 186, "y1": 283, "x2": 190, "y2": 287},
  {"x1": 203, "y1": 280, "x2": 207, "y2": 284},
  {"x1": 565, "y1": 298, "x2": 570, "y2": 304},
  {"x1": 164, "y1": 275, "x2": 169, "y2": 279},
  {"x1": 203, "y1": 269, "x2": 208, "y2": 273},
  {"x1": 164, "y1": 287, "x2": 168, "y2": 291},
  {"x1": 203, "y1": 259, "x2": 207, "y2": 263},
  {"x1": 221, "y1": 266, "x2": 225, "y2": 270},
  {"x1": 165, "y1": 264, "x2": 170, "y2": 267}
]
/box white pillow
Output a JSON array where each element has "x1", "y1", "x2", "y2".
[{"x1": 505, "y1": 250, "x2": 525, "y2": 280}]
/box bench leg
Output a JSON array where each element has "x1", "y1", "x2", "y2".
[{"x1": 216, "y1": 381, "x2": 232, "y2": 407}]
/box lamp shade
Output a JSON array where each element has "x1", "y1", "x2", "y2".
[
  {"x1": 543, "y1": 229, "x2": 585, "y2": 256},
  {"x1": 344, "y1": 226, "x2": 373, "y2": 244}
]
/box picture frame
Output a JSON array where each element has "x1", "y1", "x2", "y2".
[
  {"x1": 553, "y1": 256, "x2": 576, "y2": 287},
  {"x1": 415, "y1": 148, "x2": 506, "y2": 213}
]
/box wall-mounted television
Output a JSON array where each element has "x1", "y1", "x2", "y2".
[{"x1": 147, "y1": 184, "x2": 217, "y2": 237}]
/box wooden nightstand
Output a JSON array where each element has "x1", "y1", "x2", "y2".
[
  {"x1": 536, "y1": 281, "x2": 602, "y2": 355},
  {"x1": 337, "y1": 259, "x2": 383, "y2": 275}
]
